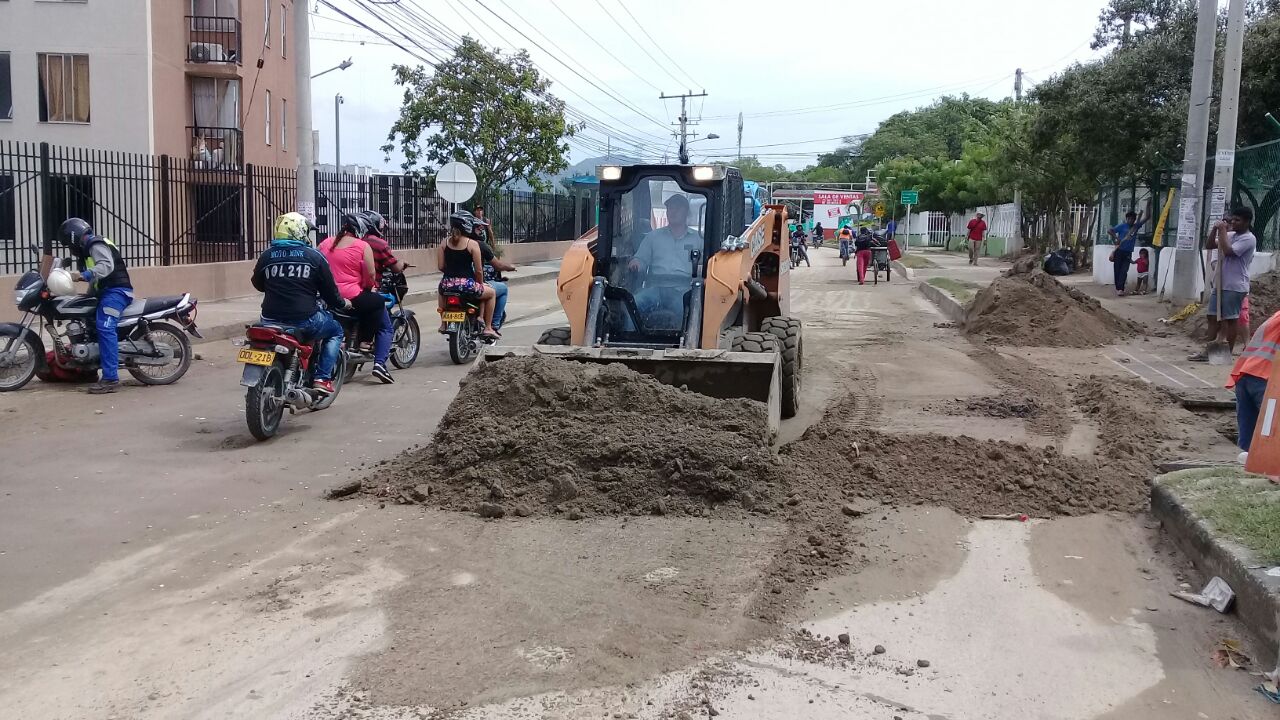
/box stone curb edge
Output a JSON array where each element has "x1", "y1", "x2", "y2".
[{"x1": 916, "y1": 280, "x2": 966, "y2": 324}]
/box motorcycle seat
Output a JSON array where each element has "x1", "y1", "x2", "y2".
[{"x1": 121, "y1": 295, "x2": 186, "y2": 318}]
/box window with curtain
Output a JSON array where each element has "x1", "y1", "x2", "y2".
[
  {"x1": 280, "y1": 4, "x2": 286, "y2": 57},
  {"x1": 281, "y1": 97, "x2": 287, "y2": 149},
  {"x1": 263, "y1": 0, "x2": 270, "y2": 48},
  {"x1": 190, "y1": 76, "x2": 240, "y2": 128},
  {"x1": 37, "y1": 53, "x2": 90, "y2": 123},
  {"x1": 0, "y1": 53, "x2": 12, "y2": 121},
  {"x1": 264, "y1": 89, "x2": 271, "y2": 145}
]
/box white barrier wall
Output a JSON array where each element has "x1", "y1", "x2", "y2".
[{"x1": 1094, "y1": 244, "x2": 1275, "y2": 296}]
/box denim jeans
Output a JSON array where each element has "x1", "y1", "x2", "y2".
[
  {"x1": 489, "y1": 280, "x2": 508, "y2": 329},
  {"x1": 1235, "y1": 373, "x2": 1269, "y2": 451},
  {"x1": 1112, "y1": 249, "x2": 1133, "y2": 292},
  {"x1": 95, "y1": 286, "x2": 133, "y2": 382},
  {"x1": 264, "y1": 309, "x2": 343, "y2": 381}
]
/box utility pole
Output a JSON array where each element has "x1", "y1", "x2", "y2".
[
  {"x1": 294, "y1": 0, "x2": 315, "y2": 221},
  {"x1": 1012, "y1": 68, "x2": 1024, "y2": 250},
  {"x1": 660, "y1": 90, "x2": 708, "y2": 164},
  {"x1": 737, "y1": 111, "x2": 743, "y2": 162},
  {"x1": 334, "y1": 94, "x2": 343, "y2": 172},
  {"x1": 1171, "y1": 0, "x2": 1219, "y2": 303},
  {"x1": 1209, "y1": 0, "x2": 1247, "y2": 224}
]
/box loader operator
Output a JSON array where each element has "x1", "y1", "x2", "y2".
[{"x1": 627, "y1": 193, "x2": 703, "y2": 327}]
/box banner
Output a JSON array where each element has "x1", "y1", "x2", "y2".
[{"x1": 813, "y1": 191, "x2": 864, "y2": 225}]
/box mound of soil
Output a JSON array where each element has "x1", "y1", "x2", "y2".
[
  {"x1": 964, "y1": 269, "x2": 1140, "y2": 348},
  {"x1": 362, "y1": 356, "x2": 783, "y2": 518},
  {"x1": 931, "y1": 392, "x2": 1041, "y2": 419},
  {"x1": 1184, "y1": 270, "x2": 1280, "y2": 339}
]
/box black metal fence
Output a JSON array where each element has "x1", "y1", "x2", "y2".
[{"x1": 0, "y1": 139, "x2": 593, "y2": 274}]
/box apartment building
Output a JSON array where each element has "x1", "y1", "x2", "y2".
[{"x1": 0, "y1": 0, "x2": 298, "y2": 168}]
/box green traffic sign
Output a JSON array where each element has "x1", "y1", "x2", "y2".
[{"x1": 900, "y1": 190, "x2": 919, "y2": 204}]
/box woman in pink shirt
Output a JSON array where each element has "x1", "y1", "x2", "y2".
[{"x1": 319, "y1": 214, "x2": 390, "y2": 379}]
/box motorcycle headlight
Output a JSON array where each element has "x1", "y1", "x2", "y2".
[{"x1": 15, "y1": 286, "x2": 33, "y2": 305}]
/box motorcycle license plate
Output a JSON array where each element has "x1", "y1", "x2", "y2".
[
  {"x1": 237, "y1": 348, "x2": 276, "y2": 366},
  {"x1": 440, "y1": 311, "x2": 466, "y2": 322}
]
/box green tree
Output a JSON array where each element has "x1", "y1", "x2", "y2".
[{"x1": 382, "y1": 38, "x2": 582, "y2": 198}]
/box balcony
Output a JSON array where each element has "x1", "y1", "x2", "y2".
[
  {"x1": 188, "y1": 126, "x2": 243, "y2": 170},
  {"x1": 187, "y1": 16, "x2": 241, "y2": 66}
]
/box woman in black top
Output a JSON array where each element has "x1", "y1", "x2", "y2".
[{"x1": 437, "y1": 212, "x2": 499, "y2": 337}]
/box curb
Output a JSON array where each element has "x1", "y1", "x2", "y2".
[
  {"x1": 891, "y1": 260, "x2": 916, "y2": 281},
  {"x1": 192, "y1": 268, "x2": 559, "y2": 345},
  {"x1": 917, "y1": 280, "x2": 967, "y2": 324},
  {"x1": 1151, "y1": 474, "x2": 1280, "y2": 649}
]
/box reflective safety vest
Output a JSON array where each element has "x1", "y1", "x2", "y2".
[{"x1": 1228, "y1": 311, "x2": 1280, "y2": 388}]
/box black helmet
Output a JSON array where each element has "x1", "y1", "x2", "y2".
[
  {"x1": 339, "y1": 212, "x2": 369, "y2": 238},
  {"x1": 360, "y1": 210, "x2": 387, "y2": 237},
  {"x1": 449, "y1": 210, "x2": 479, "y2": 239},
  {"x1": 59, "y1": 217, "x2": 93, "y2": 253}
]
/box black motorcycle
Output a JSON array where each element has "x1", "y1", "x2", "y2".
[
  {"x1": 1, "y1": 256, "x2": 201, "y2": 391},
  {"x1": 439, "y1": 290, "x2": 492, "y2": 365},
  {"x1": 339, "y1": 270, "x2": 421, "y2": 380}
]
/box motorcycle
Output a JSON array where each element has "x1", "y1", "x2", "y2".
[
  {"x1": 238, "y1": 321, "x2": 347, "y2": 440},
  {"x1": 1, "y1": 253, "x2": 200, "y2": 392},
  {"x1": 439, "y1": 290, "x2": 493, "y2": 365},
  {"x1": 789, "y1": 241, "x2": 805, "y2": 268},
  {"x1": 339, "y1": 269, "x2": 421, "y2": 380}
]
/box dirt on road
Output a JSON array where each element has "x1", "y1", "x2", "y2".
[
  {"x1": 362, "y1": 355, "x2": 783, "y2": 519},
  {"x1": 964, "y1": 269, "x2": 1141, "y2": 348}
]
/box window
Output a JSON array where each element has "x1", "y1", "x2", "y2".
[
  {"x1": 280, "y1": 4, "x2": 286, "y2": 57},
  {"x1": 0, "y1": 53, "x2": 11, "y2": 120},
  {"x1": 37, "y1": 53, "x2": 90, "y2": 123},
  {"x1": 263, "y1": 0, "x2": 270, "y2": 47},
  {"x1": 190, "y1": 0, "x2": 239, "y2": 17},
  {"x1": 280, "y1": 97, "x2": 287, "y2": 149},
  {"x1": 264, "y1": 89, "x2": 271, "y2": 145}
]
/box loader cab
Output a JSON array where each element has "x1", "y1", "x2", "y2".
[{"x1": 592, "y1": 164, "x2": 745, "y2": 349}]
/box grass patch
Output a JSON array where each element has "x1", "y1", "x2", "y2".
[
  {"x1": 898, "y1": 254, "x2": 939, "y2": 269},
  {"x1": 926, "y1": 277, "x2": 979, "y2": 304},
  {"x1": 1162, "y1": 468, "x2": 1280, "y2": 563}
]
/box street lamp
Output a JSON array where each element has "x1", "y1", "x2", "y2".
[
  {"x1": 335, "y1": 94, "x2": 344, "y2": 171},
  {"x1": 311, "y1": 57, "x2": 353, "y2": 79}
]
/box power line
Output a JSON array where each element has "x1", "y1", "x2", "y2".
[
  {"x1": 547, "y1": 0, "x2": 662, "y2": 93},
  {"x1": 588, "y1": 0, "x2": 687, "y2": 88},
  {"x1": 702, "y1": 73, "x2": 1013, "y2": 120},
  {"x1": 611, "y1": 0, "x2": 701, "y2": 90}
]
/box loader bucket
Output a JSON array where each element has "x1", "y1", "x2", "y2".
[{"x1": 476, "y1": 345, "x2": 782, "y2": 436}]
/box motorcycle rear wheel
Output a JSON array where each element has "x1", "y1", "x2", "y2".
[
  {"x1": 447, "y1": 323, "x2": 476, "y2": 365},
  {"x1": 127, "y1": 321, "x2": 192, "y2": 385},
  {"x1": 246, "y1": 364, "x2": 286, "y2": 441}
]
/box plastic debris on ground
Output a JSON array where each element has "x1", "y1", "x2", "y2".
[{"x1": 1170, "y1": 576, "x2": 1235, "y2": 613}]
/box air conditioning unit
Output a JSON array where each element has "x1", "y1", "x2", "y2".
[{"x1": 189, "y1": 43, "x2": 227, "y2": 63}]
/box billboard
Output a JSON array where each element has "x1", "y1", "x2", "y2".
[{"x1": 813, "y1": 191, "x2": 864, "y2": 225}]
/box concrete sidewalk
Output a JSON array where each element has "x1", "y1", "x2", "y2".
[{"x1": 191, "y1": 263, "x2": 561, "y2": 344}]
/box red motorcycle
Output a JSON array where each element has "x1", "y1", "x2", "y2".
[{"x1": 238, "y1": 323, "x2": 346, "y2": 440}]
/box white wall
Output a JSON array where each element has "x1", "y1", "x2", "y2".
[
  {"x1": 0, "y1": 0, "x2": 153, "y2": 152},
  {"x1": 1092, "y1": 244, "x2": 1277, "y2": 297}
]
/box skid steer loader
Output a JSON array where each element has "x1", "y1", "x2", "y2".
[{"x1": 479, "y1": 163, "x2": 801, "y2": 432}]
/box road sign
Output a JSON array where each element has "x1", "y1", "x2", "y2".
[
  {"x1": 900, "y1": 190, "x2": 919, "y2": 205},
  {"x1": 874, "y1": 202, "x2": 886, "y2": 218},
  {"x1": 436, "y1": 161, "x2": 478, "y2": 204}
]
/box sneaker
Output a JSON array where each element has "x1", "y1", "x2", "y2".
[
  {"x1": 371, "y1": 363, "x2": 395, "y2": 384},
  {"x1": 312, "y1": 379, "x2": 336, "y2": 396},
  {"x1": 1187, "y1": 352, "x2": 1209, "y2": 362},
  {"x1": 87, "y1": 379, "x2": 120, "y2": 394}
]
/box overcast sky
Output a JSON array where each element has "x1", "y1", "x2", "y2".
[{"x1": 309, "y1": 0, "x2": 1107, "y2": 172}]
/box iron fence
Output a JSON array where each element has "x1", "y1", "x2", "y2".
[{"x1": 1, "y1": 139, "x2": 594, "y2": 275}]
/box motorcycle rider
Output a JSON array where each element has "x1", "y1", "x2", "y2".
[
  {"x1": 252, "y1": 212, "x2": 350, "y2": 396},
  {"x1": 438, "y1": 211, "x2": 500, "y2": 339},
  {"x1": 59, "y1": 218, "x2": 134, "y2": 394},
  {"x1": 789, "y1": 224, "x2": 811, "y2": 267},
  {"x1": 812, "y1": 222, "x2": 825, "y2": 248},
  {"x1": 474, "y1": 232, "x2": 516, "y2": 333}
]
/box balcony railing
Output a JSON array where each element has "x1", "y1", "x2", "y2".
[
  {"x1": 188, "y1": 126, "x2": 243, "y2": 170},
  {"x1": 187, "y1": 16, "x2": 241, "y2": 65}
]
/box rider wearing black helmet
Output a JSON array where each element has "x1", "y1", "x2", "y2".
[
  {"x1": 59, "y1": 217, "x2": 134, "y2": 394},
  {"x1": 437, "y1": 211, "x2": 499, "y2": 338},
  {"x1": 318, "y1": 213, "x2": 399, "y2": 384}
]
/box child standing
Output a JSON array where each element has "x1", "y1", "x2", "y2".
[{"x1": 1134, "y1": 248, "x2": 1150, "y2": 295}]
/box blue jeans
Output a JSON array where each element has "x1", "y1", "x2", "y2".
[
  {"x1": 96, "y1": 286, "x2": 133, "y2": 382},
  {"x1": 373, "y1": 306, "x2": 393, "y2": 365},
  {"x1": 1236, "y1": 373, "x2": 1268, "y2": 451},
  {"x1": 490, "y1": 280, "x2": 508, "y2": 329},
  {"x1": 264, "y1": 310, "x2": 343, "y2": 381}
]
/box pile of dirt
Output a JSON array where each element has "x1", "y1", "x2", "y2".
[
  {"x1": 1250, "y1": 270, "x2": 1280, "y2": 321},
  {"x1": 963, "y1": 269, "x2": 1141, "y2": 348},
  {"x1": 930, "y1": 392, "x2": 1041, "y2": 419},
  {"x1": 361, "y1": 356, "x2": 784, "y2": 518}
]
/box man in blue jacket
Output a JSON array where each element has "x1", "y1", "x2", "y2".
[
  {"x1": 251, "y1": 213, "x2": 350, "y2": 396},
  {"x1": 59, "y1": 218, "x2": 133, "y2": 395}
]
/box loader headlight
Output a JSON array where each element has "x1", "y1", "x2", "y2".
[
  {"x1": 597, "y1": 165, "x2": 623, "y2": 181},
  {"x1": 720, "y1": 235, "x2": 746, "y2": 252},
  {"x1": 691, "y1": 165, "x2": 725, "y2": 182}
]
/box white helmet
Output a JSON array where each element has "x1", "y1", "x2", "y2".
[{"x1": 46, "y1": 268, "x2": 76, "y2": 296}]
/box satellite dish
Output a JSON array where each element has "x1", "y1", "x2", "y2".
[{"x1": 436, "y1": 161, "x2": 478, "y2": 204}]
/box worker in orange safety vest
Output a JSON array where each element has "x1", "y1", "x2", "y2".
[{"x1": 1227, "y1": 310, "x2": 1280, "y2": 458}]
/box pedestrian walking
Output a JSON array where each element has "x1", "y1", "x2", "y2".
[
  {"x1": 1107, "y1": 209, "x2": 1146, "y2": 296},
  {"x1": 965, "y1": 212, "x2": 987, "y2": 265},
  {"x1": 885, "y1": 217, "x2": 897, "y2": 242},
  {"x1": 854, "y1": 227, "x2": 874, "y2": 284},
  {"x1": 1191, "y1": 207, "x2": 1257, "y2": 361}
]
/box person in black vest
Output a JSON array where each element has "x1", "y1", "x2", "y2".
[{"x1": 58, "y1": 218, "x2": 133, "y2": 394}]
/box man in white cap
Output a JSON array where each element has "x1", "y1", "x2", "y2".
[{"x1": 628, "y1": 193, "x2": 703, "y2": 328}]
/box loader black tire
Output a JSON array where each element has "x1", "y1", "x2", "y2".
[
  {"x1": 730, "y1": 331, "x2": 779, "y2": 354},
  {"x1": 761, "y1": 316, "x2": 802, "y2": 419},
  {"x1": 537, "y1": 326, "x2": 572, "y2": 346}
]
